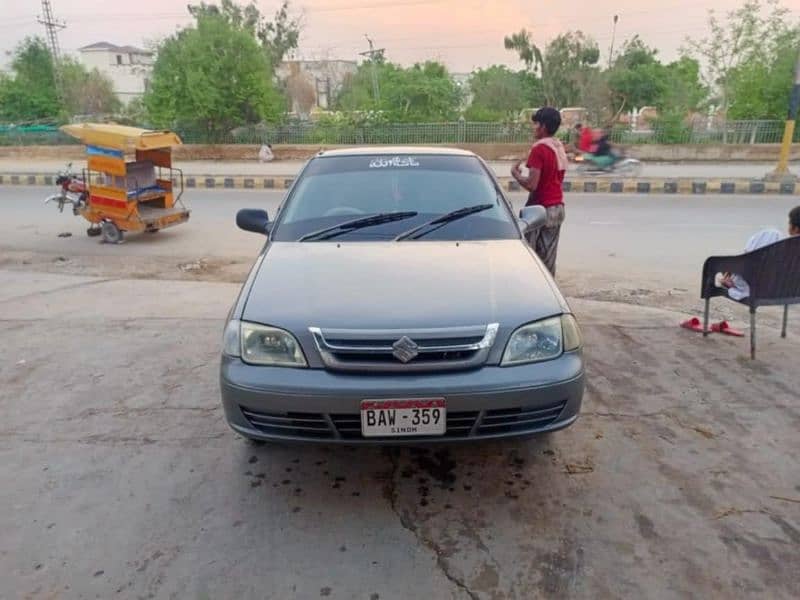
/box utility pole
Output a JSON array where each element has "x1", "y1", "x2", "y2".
[
  {"x1": 608, "y1": 15, "x2": 619, "y2": 68},
  {"x1": 359, "y1": 35, "x2": 384, "y2": 103},
  {"x1": 770, "y1": 45, "x2": 800, "y2": 181},
  {"x1": 38, "y1": 0, "x2": 66, "y2": 100}
]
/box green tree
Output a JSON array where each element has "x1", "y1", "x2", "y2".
[
  {"x1": 503, "y1": 30, "x2": 543, "y2": 75},
  {"x1": 336, "y1": 60, "x2": 462, "y2": 122},
  {"x1": 662, "y1": 56, "x2": 707, "y2": 114},
  {"x1": 727, "y1": 27, "x2": 800, "y2": 119},
  {"x1": 60, "y1": 58, "x2": 121, "y2": 116},
  {"x1": 144, "y1": 10, "x2": 285, "y2": 138},
  {"x1": 188, "y1": 0, "x2": 300, "y2": 64},
  {"x1": 465, "y1": 66, "x2": 541, "y2": 121},
  {"x1": 684, "y1": 0, "x2": 792, "y2": 118},
  {"x1": 335, "y1": 64, "x2": 378, "y2": 113},
  {"x1": 541, "y1": 31, "x2": 601, "y2": 108},
  {"x1": 117, "y1": 97, "x2": 148, "y2": 126},
  {"x1": 505, "y1": 29, "x2": 600, "y2": 107},
  {"x1": 0, "y1": 37, "x2": 61, "y2": 121},
  {"x1": 607, "y1": 36, "x2": 668, "y2": 113}
]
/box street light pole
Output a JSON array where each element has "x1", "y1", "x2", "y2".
[
  {"x1": 608, "y1": 15, "x2": 619, "y2": 68},
  {"x1": 771, "y1": 45, "x2": 800, "y2": 180}
]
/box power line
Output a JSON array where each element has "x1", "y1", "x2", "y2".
[{"x1": 301, "y1": 24, "x2": 714, "y2": 54}]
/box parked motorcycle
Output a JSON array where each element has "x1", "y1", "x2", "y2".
[{"x1": 45, "y1": 163, "x2": 88, "y2": 215}]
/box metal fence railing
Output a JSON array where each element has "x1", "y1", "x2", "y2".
[
  {"x1": 1, "y1": 120, "x2": 797, "y2": 146},
  {"x1": 610, "y1": 120, "x2": 794, "y2": 145},
  {"x1": 193, "y1": 121, "x2": 535, "y2": 145}
]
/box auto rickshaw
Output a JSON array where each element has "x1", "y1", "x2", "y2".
[{"x1": 46, "y1": 123, "x2": 190, "y2": 244}]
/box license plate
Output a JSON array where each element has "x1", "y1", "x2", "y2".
[{"x1": 360, "y1": 399, "x2": 446, "y2": 437}]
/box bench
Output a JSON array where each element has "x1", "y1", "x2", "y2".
[{"x1": 701, "y1": 235, "x2": 800, "y2": 359}]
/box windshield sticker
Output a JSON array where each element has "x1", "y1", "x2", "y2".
[{"x1": 369, "y1": 156, "x2": 420, "y2": 169}]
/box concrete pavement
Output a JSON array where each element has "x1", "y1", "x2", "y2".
[
  {"x1": 1, "y1": 269, "x2": 799, "y2": 598},
  {"x1": 3, "y1": 186, "x2": 800, "y2": 597}
]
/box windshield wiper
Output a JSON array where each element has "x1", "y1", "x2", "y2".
[
  {"x1": 298, "y1": 211, "x2": 418, "y2": 242},
  {"x1": 394, "y1": 204, "x2": 494, "y2": 241}
]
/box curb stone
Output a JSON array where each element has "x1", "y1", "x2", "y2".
[{"x1": 1, "y1": 173, "x2": 797, "y2": 195}]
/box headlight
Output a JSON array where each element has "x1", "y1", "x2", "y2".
[
  {"x1": 224, "y1": 320, "x2": 308, "y2": 367},
  {"x1": 501, "y1": 314, "x2": 582, "y2": 366}
]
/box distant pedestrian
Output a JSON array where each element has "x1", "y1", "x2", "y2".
[
  {"x1": 259, "y1": 143, "x2": 274, "y2": 163},
  {"x1": 511, "y1": 107, "x2": 568, "y2": 276}
]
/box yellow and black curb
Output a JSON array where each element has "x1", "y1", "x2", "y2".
[
  {"x1": 2, "y1": 173, "x2": 798, "y2": 195},
  {"x1": 0, "y1": 173, "x2": 299, "y2": 190},
  {"x1": 506, "y1": 177, "x2": 799, "y2": 195}
]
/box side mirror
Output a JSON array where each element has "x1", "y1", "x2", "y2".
[
  {"x1": 518, "y1": 205, "x2": 547, "y2": 233},
  {"x1": 236, "y1": 209, "x2": 270, "y2": 235}
]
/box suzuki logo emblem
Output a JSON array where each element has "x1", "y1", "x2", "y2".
[{"x1": 392, "y1": 336, "x2": 419, "y2": 363}]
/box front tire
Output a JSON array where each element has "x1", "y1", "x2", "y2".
[{"x1": 101, "y1": 221, "x2": 123, "y2": 244}]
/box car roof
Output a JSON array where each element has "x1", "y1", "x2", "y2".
[{"x1": 316, "y1": 146, "x2": 477, "y2": 158}]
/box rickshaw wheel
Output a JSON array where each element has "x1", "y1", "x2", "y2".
[
  {"x1": 101, "y1": 221, "x2": 123, "y2": 244},
  {"x1": 87, "y1": 225, "x2": 101, "y2": 237}
]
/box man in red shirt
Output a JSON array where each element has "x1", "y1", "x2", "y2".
[
  {"x1": 578, "y1": 123, "x2": 594, "y2": 153},
  {"x1": 511, "y1": 107, "x2": 568, "y2": 275}
]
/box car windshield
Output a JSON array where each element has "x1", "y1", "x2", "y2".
[{"x1": 271, "y1": 154, "x2": 519, "y2": 241}]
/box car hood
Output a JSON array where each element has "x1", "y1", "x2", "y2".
[{"x1": 243, "y1": 240, "x2": 567, "y2": 331}]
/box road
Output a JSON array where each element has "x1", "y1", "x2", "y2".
[
  {"x1": 1, "y1": 158, "x2": 795, "y2": 180},
  {"x1": 2, "y1": 186, "x2": 797, "y2": 315},
  {"x1": 2, "y1": 186, "x2": 800, "y2": 598}
]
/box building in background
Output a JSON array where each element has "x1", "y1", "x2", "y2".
[
  {"x1": 276, "y1": 60, "x2": 358, "y2": 117},
  {"x1": 78, "y1": 42, "x2": 153, "y2": 105}
]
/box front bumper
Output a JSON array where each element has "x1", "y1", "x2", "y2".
[{"x1": 219, "y1": 352, "x2": 584, "y2": 444}]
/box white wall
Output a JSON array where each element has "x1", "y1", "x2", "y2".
[{"x1": 79, "y1": 50, "x2": 153, "y2": 105}]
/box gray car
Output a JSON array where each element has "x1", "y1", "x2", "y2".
[{"x1": 220, "y1": 147, "x2": 584, "y2": 444}]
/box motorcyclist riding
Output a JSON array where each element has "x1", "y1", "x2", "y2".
[
  {"x1": 585, "y1": 128, "x2": 620, "y2": 170},
  {"x1": 574, "y1": 126, "x2": 642, "y2": 176}
]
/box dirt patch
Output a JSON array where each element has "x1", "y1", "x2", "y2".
[{"x1": 0, "y1": 249, "x2": 251, "y2": 284}]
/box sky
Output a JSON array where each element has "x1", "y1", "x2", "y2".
[{"x1": 2, "y1": 0, "x2": 800, "y2": 73}]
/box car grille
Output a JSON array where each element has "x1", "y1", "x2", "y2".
[
  {"x1": 309, "y1": 325, "x2": 498, "y2": 373},
  {"x1": 239, "y1": 407, "x2": 332, "y2": 439},
  {"x1": 239, "y1": 400, "x2": 567, "y2": 441},
  {"x1": 478, "y1": 401, "x2": 567, "y2": 435}
]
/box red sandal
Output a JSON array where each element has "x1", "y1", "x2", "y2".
[
  {"x1": 710, "y1": 321, "x2": 745, "y2": 337},
  {"x1": 680, "y1": 317, "x2": 707, "y2": 333}
]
